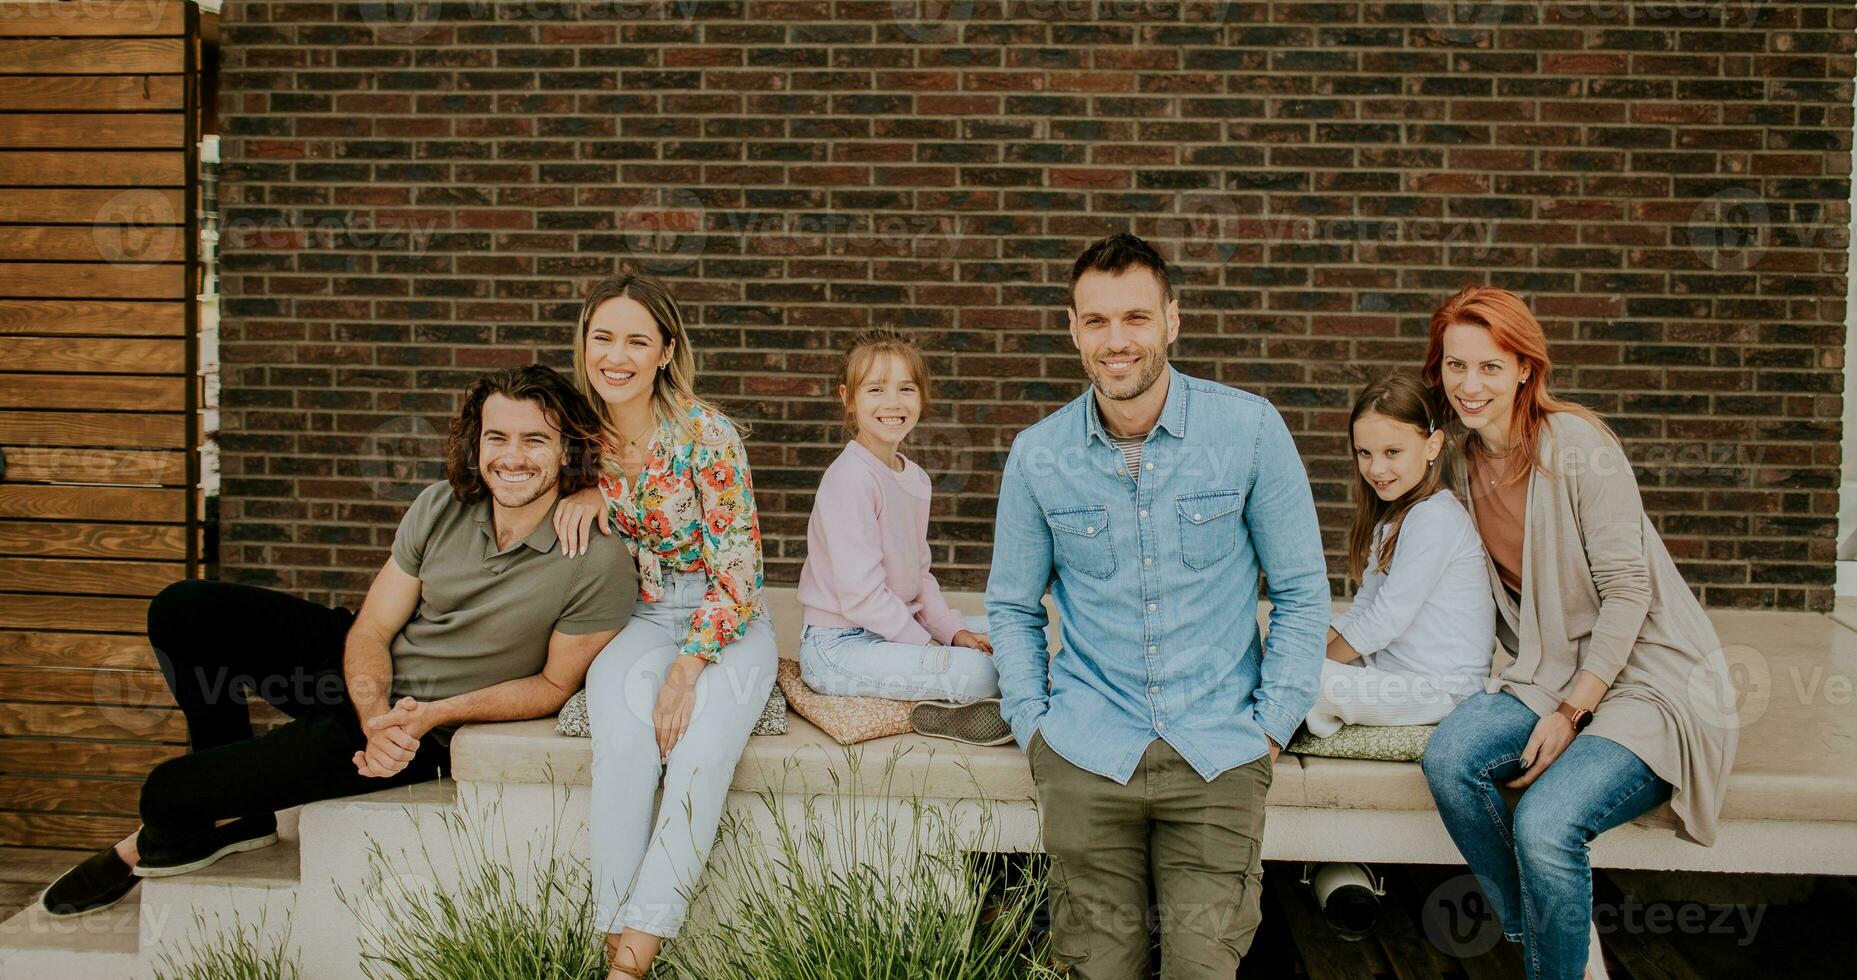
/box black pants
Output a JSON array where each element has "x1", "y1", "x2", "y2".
[{"x1": 138, "y1": 579, "x2": 448, "y2": 854}]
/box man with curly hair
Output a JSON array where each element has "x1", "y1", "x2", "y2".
[{"x1": 42, "y1": 365, "x2": 636, "y2": 918}]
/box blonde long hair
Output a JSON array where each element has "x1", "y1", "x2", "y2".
[{"x1": 570, "y1": 271, "x2": 743, "y2": 448}]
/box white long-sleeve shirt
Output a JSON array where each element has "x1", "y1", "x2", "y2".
[{"x1": 1331, "y1": 490, "x2": 1494, "y2": 695}]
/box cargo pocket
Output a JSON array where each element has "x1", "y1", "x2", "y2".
[
  {"x1": 1044, "y1": 853, "x2": 1091, "y2": 972},
  {"x1": 1220, "y1": 860, "x2": 1268, "y2": 962}
]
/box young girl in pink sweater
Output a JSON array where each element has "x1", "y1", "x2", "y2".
[{"x1": 796, "y1": 330, "x2": 1008, "y2": 743}]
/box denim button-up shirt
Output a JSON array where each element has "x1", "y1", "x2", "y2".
[{"x1": 985, "y1": 368, "x2": 1329, "y2": 784}]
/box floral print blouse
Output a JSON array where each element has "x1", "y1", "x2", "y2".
[{"x1": 596, "y1": 395, "x2": 766, "y2": 663}]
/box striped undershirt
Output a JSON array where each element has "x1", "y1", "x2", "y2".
[{"x1": 1109, "y1": 432, "x2": 1146, "y2": 479}]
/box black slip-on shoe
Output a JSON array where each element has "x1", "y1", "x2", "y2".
[
  {"x1": 910, "y1": 697, "x2": 1015, "y2": 747},
  {"x1": 40, "y1": 846, "x2": 138, "y2": 918},
  {"x1": 134, "y1": 815, "x2": 279, "y2": 879}
]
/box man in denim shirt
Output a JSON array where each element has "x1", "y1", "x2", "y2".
[{"x1": 986, "y1": 233, "x2": 1328, "y2": 979}]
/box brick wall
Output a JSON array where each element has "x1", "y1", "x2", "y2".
[{"x1": 215, "y1": 0, "x2": 1855, "y2": 611}]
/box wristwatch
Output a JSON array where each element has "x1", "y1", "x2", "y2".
[{"x1": 1555, "y1": 701, "x2": 1594, "y2": 732}]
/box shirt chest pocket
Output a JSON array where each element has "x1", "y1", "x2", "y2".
[
  {"x1": 1045, "y1": 504, "x2": 1116, "y2": 581},
  {"x1": 1177, "y1": 489, "x2": 1244, "y2": 570}
]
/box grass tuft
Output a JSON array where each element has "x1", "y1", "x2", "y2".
[
  {"x1": 337, "y1": 790, "x2": 605, "y2": 980},
  {"x1": 657, "y1": 748, "x2": 1059, "y2": 980},
  {"x1": 151, "y1": 905, "x2": 299, "y2": 980}
]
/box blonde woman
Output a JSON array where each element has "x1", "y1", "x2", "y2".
[{"x1": 552, "y1": 272, "x2": 776, "y2": 980}]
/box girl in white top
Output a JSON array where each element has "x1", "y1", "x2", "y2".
[{"x1": 1307, "y1": 373, "x2": 1495, "y2": 737}]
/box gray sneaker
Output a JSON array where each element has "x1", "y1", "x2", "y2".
[{"x1": 910, "y1": 698, "x2": 1014, "y2": 747}]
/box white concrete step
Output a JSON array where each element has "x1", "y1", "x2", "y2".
[
  {"x1": 0, "y1": 806, "x2": 308, "y2": 979},
  {"x1": 0, "y1": 893, "x2": 148, "y2": 980},
  {"x1": 291, "y1": 779, "x2": 463, "y2": 980},
  {"x1": 138, "y1": 838, "x2": 300, "y2": 956}
]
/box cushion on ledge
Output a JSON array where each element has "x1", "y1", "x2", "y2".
[
  {"x1": 555, "y1": 683, "x2": 788, "y2": 738},
  {"x1": 775, "y1": 657, "x2": 913, "y2": 745},
  {"x1": 1287, "y1": 723, "x2": 1435, "y2": 762}
]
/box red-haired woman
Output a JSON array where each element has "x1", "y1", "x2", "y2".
[{"x1": 1417, "y1": 286, "x2": 1738, "y2": 980}]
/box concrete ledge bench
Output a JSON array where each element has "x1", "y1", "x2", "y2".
[{"x1": 453, "y1": 588, "x2": 1857, "y2": 877}]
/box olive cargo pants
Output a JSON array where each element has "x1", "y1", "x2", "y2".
[{"x1": 1029, "y1": 730, "x2": 1272, "y2": 979}]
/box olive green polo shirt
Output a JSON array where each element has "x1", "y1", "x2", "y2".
[{"x1": 387, "y1": 481, "x2": 636, "y2": 701}]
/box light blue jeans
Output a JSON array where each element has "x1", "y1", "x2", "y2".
[
  {"x1": 799, "y1": 612, "x2": 999, "y2": 703},
  {"x1": 1421, "y1": 691, "x2": 1671, "y2": 980},
  {"x1": 585, "y1": 571, "x2": 777, "y2": 938}
]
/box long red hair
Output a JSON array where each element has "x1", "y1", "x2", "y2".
[{"x1": 1420, "y1": 285, "x2": 1610, "y2": 482}]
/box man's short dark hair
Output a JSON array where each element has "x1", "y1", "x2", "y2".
[
  {"x1": 445, "y1": 364, "x2": 604, "y2": 504},
  {"x1": 1068, "y1": 232, "x2": 1174, "y2": 309}
]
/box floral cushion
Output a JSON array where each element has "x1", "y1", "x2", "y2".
[
  {"x1": 554, "y1": 682, "x2": 788, "y2": 738},
  {"x1": 774, "y1": 657, "x2": 914, "y2": 746},
  {"x1": 1286, "y1": 723, "x2": 1435, "y2": 762}
]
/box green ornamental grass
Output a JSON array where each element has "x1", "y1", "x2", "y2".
[
  {"x1": 338, "y1": 793, "x2": 606, "y2": 980},
  {"x1": 335, "y1": 749, "x2": 1055, "y2": 980},
  {"x1": 658, "y1": 751, "x2": 1060, "y2": 980},
  {"x1": 151, "y1": 906, "x2": 299, "y2": 980}
]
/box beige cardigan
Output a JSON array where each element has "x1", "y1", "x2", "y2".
[{"x1": 1453, "y1": 412, "x2": 1738, "y2": 846}]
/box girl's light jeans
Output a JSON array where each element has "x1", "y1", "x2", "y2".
[
  {"x1": 798, "y1": 612, "x2": 998, "y2": 702},
  {"x1": 585, "y1": 571, "x2": 777, "y2": 937}
]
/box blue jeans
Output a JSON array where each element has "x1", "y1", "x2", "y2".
[
  {"x1": 1421, "y1": 691, "x2": 1671, "y2": 980},
  {"x1": 799, "y1": 613, "x2": 998, "y2": 703}
]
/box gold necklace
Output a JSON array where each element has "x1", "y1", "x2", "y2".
[{"x1": 1475, "y1": 441, "x2": 1511, "y2": 487}]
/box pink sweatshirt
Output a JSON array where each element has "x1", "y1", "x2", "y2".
[{"x1": 796, "y1": 441, "x2": 968, "y2": 646}]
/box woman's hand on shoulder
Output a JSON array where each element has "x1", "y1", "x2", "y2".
[{"x1": 553, "y1": 485, "x2": 612, "y2": 558}]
